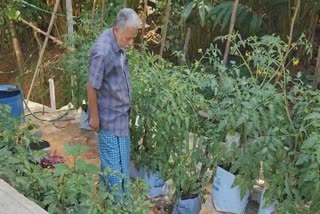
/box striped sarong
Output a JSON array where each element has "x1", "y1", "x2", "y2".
[{"x1": 98, "y1": 129, "x2": 130, "y2": 194}]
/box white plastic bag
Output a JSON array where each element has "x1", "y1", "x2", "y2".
[{"x1": 212, "y1": 166, "x2": 250, "y2": 214}]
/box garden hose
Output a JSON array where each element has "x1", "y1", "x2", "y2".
[
  {"x1": 18, "y1": 84, "x2": 72, "y2": 122},
  {"x1": 22, "y1": 0, "x2": 77, "y2": 18}
]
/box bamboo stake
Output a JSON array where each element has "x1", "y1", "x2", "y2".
[
  {"x1": 66, "y1": 0, "x2": 74, "y2": 36},
  {"x1": 21, "y1": 18, "x2": 63, "y2": 45},
  {"x1": 100, "y1": 0, "x2": 105, "y2": 29},
  {"x1": 182, "y1": 27, "x2": 191, "y2": 63},
  {"x1": 141, "y1": 0, "x2": 148, "y2": 45},
  {"x1": 159, "y1": 0, "x2": 171, "y2": 57},
  {"x1": 312, "y1": 45, "x2": 320, "y2": 90},
  {"x1": 27, "y1": 0, "x2": 60, "y2": 102},
  {"x1": 91, "y1": 0, "x2": 97, "y2": 23},
  {"x1": 274, "y1": 0, "x2": 300, "y2": 83},
  {"x1": 222, "y1": 0, "x2": 239, "y2": 66},
  {"x1": 287, "y1": 0, "x2": 300, "y2": 49}
]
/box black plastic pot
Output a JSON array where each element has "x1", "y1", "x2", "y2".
[{"x1": 29, "y1": 140, "x2": 50, "y2": 151}]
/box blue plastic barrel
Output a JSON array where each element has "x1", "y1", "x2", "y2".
[{"x1": 0, "y1": 85, "x2": 24, "y2": 118}]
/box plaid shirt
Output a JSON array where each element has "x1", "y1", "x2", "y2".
[{"x1": 88, "y1": 28, "x2": 131, "y2": 137}]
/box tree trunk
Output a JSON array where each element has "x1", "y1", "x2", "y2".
[{"x1": 8, "y1": 20, "x2": 24, "y2": 73}]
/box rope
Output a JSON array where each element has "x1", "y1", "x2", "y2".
[{"x1": 22, "y1": 0, "x2": 78, "y2": 18}]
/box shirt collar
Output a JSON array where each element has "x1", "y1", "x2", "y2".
[{"x1": 109, "y1": 28, "x2": 122, "y2": 54}]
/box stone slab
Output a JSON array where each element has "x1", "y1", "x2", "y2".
[{"x1": 0, "y1": 179, "x2": 48, "y2": 214}]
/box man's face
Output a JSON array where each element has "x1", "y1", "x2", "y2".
[{"x1": 114, "y1": 26, "x2": 138, "y2": 50}]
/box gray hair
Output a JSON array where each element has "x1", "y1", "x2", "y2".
[{"x1": 113, "y1": 8, "x2": 141, "y2": 32}]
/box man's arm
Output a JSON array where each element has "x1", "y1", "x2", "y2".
[{"x1": 87, "y1": 82, "x2": 99, "y2": 131}]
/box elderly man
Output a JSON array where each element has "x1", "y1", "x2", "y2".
[{"x1": 87, "y1": 8, "x2": 140, "y2": 194}]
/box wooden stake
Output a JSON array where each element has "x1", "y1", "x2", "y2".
[
  {"x1": 21, "y1": 18, "x2": 63, "y2": 46},
  {"x1": 27, "y1": 0, "x2": 60, "y2": 102},
  {"x1": 159, "y1": 0, "x2": 171, "y2": 57},
  {"x1": 141, "y1": 0, "x2": 148, "y2": 45},
  {"x1": 222, "y1": 0, "x2": 239, "y2": 66}
]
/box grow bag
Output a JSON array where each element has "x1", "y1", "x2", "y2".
[
  {"x1": 142, "y1": 167, "x2": 165, "y2": 198},
  {"x1": 80, "y1": 104, "x2": 91, "y2": 130},
  {"x1": 258, "y1": 188, "x2": 276, "y2": 214},
  {"x1": 0, "y1": 84, "x2": 24, "y2": 118},
  {"x1": 172, "y1": 194, "x2": 201, "y2": 214},
  {"x1": 29, "y1": 140, "x2": 51, "y2": 152},
  {"x1": 212, "y1": 166, "x2": 250, "y2": 214},
  {"x1": 130, "y1": 161, "x2": 144, "y2": 179}
]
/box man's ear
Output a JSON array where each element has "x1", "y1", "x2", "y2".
[{"x1": 113, "y1": 26, "x2": 119, "y2": 36}]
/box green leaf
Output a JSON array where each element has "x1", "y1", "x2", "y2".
[
  {"x1": 53, "y1": 164, "x2": 69, "y2": 175},
  {"x1": 183, "y1": 2, "x2": 195, "y2": 20},
  {"x1": 65, "y1": 143, "x2": 89, "y2": 156},
  {"x1": 0, "y1": 17, "x2": 4, "y2": 25},
  {"x1": 198, "y1": 4, "x2": 206, "y2": 26},
  {"x1": 220, "y1": 6, "x2": 232, "y2": 32},
  {"x1": 249, "y1": 14, "x2": 262, "y2": 34},
  {"x1": 304, "y1": 112, "x2": 320, "y2": 120}
]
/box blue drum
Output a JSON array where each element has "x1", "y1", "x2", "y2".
[{"x1": 0, "y1": 85, "x2": 24, "y2": 118}]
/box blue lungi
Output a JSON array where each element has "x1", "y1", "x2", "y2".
[{"x1": 98, "y1": 130, "x2": 130, "y2": 193}]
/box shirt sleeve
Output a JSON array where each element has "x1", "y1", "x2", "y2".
[{"x1": 88, "y1": 51, "x2": 110, "y2": 90}]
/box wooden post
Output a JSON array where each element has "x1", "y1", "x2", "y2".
[
  {"x1": 8, "y1": 20, "x2": 24, "y2": 73},
  {"x1": 141, "y1": 0, "x2": 148, "y2": 45},
  {"x1": 222, "y1": 0, "x2": 239, "y2": 66},
  {"x1": 27, "y1": 0, "x2": 60, "y2": 102},
  {"x1": 159, "y1": 0, "x2": 171, "y2": 57}
]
